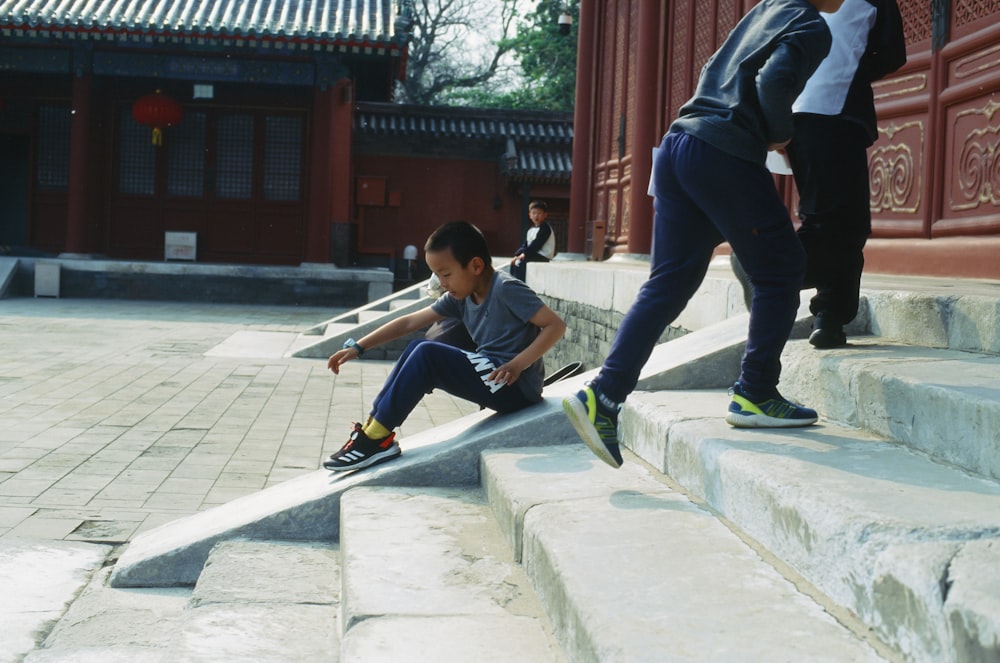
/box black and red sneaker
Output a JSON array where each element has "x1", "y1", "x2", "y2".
[{"x1": 323, "y1": 423, "x2": 400, "y2": 471}]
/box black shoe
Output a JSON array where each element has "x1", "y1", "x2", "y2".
[
  {"x1": 323, "y1": 423, "x2": 401, "y2": 471},
  {"x1": 808, "y1": 326, "x2": 847, "y2": 348},
  {"x1": 808, "y1": 314, "x2": 846, "y2": 349}
]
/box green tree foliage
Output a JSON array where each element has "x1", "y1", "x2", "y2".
[{"x1": 447, "y1": 0, "x2": 578, "y2": 111}]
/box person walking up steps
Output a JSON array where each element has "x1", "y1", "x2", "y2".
[
  {"x1": 563, "y1": 0, "x2": 844, "y2": 468},
  {"x1": 324, "y1": 221, "x2": 566, "y2": 471}
]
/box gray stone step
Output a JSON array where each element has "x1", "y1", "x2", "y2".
[
  {"x1": 481, "y1": 445, "x2": 887, "y2": 663},
  {"x1": 108, "y1": 400, "x2": 582, "y2": 588},
  {"x1": 168, "y1": 540, "x2": 341, "y2": 662},
  {"x1": 339, "y1": 486, "x2": 565, "y2": 662},
  {"x1": 621, "y1": 389, "x2": 1000, "y2": 663},
  {"x1": 861, "y1": 289, "x2": 1000, "y2": 355},
  {"x1": 293, "y1": 280, "x2": 432, "y2": 359},
  {"x1": 779, "y1": 338, "x2": 1000, "y2": 481},
  {"x1": 23, "y1": 566, "x2": 190, "y2": 662}
]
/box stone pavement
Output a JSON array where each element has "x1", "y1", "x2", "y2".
[{"x1": 0, "y1": 297, "x2": 481, "y2": 541}]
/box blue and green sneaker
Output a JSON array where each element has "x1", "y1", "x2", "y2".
[
  {"x1": 726, "y1": 382, "x2": 818, "y2": 428},
  {"x1": 563, "y1": 383, "x2": 623, "y2": 468}
]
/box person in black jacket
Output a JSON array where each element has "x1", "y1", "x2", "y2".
[
  {"x1": 786, "y1": 0, "x2": 907, "y2": 347},
  {"x1": 510, "y1": 201, "x2": 556, "y2": 282}
]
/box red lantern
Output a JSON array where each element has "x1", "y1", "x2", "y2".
[{"x1": 132, "y1": 90, "x2": 184, "y2": 147}]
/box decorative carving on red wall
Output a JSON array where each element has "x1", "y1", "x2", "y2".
[
  {"x1": 952, "y1": 100, "x2": 1000, "y2": 211},
  {"x1": 871, "y1": 122, "x2": 923, "y2": 215}
]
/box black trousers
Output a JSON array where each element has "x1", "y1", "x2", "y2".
[{"x1": 786, "y1": 113, "x2": 872, "y2": 327}]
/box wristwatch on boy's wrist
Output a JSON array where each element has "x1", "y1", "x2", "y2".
[{"x1": 343, "y1": 338, "x2": 365, "y2": 356}]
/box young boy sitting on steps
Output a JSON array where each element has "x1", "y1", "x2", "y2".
[{"x1": 324, "y1": 221, "x2": 566, "y2": 471}]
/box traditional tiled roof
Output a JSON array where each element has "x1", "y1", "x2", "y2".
[
  {"x1": 355, "y1": 103, "x2": 572, "y2": 143},
  {"x1": 354, "y1": 102, "x2": 573, "y2": 182},
  {"x1": 0, "y1": 0, "x2": 412, "y2": 52}
]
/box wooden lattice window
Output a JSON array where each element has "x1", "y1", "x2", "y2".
[
  {"x1": 263, "y1": 115, "x2": 302, "y2": 202},
  {"x1": 118, "y1": 111, "x2": 156, "y2": 196},
  {"x1": 216, "y1": 114, "x2": 254, "y2": 199},
  {"x1": 954, "y1": 0, "x2": 1000, "y2": 28},
  {"x1": 36, "y1": 105, "x2": 71, "y2": 191},
  {"x1": 167, "y1": 112, "x2": 206, "y2": 197},
  {"x1": 900, "y1": 1, "x2": 933, "y2": 44}
]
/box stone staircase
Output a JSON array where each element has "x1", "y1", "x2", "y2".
[
  {"x1": 290, "y1": 278, "x2": 431, "y2": 360},
  {"x1": 25, "y1": 277, "x2": 1000, "y2": 662}
]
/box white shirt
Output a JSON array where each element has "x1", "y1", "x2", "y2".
[{"x1": 792, "y1": 0, "x2": 877, "y2": 115}]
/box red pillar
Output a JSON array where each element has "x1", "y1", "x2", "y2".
[
  {"x1": 303, "y1": 78, "x2": 353, "y2": 264},
  {"x1": 305, "y1": 86, "x2": 334, "y2": 263},
  {"x1": 329, "y1": 79, "x2": 353, "y2": 227},
  {"x1": 64, "y1": 73, "x2": 92, "y2": 255},
  {"x1": 625, "y1": 0, "x2": 662, "y2": 256},
  {"x1": 567, "y1": 0, "x2": 597, "y2": 255}
]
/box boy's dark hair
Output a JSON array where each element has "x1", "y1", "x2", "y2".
[
  {"x1": 425, "y1": 221, "x2": 492, "y2": 267},
  {"x1": 529, "y1": 200, "x2": 548, "y2": 211}
]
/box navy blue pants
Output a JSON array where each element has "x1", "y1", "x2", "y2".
[
  {"x1": 370, "y1": 340, "x2": 535, "y2": 430},
  {"x1": 510, "y1": 255, "x2": 549, "y2": 282},
  {"x1": 593, "y1": 131, "x2": 805, "y2": 402}
]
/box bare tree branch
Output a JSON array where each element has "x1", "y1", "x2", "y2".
[{"x1": 399, "y1": 0, "x2": 522, "y2": 105}]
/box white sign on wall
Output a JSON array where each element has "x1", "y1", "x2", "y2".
[{"x1": 165, "y1": 232, "x2": 197, "y2": 261}]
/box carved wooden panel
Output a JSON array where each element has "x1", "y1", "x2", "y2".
[
  {"x1": 870, "y1": 119, "x2": 925, "y2": 216},
  {"x1": 948, "y1": 99, "x2": 1000, "y2": 215},
  {"x1": 868, "y1": 0, "x2": 934, "y2": 237},
  {"x1": 937, "y1": 14, "x2": 1000, "y2": 234}
]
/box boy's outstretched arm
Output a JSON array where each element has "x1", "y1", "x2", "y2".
[
  {"x1": 327, "y1": 307, "x2": 444, "y2": 374},
  {"x1": 488, "y1": 304, "x2": 566, "y2": 386}
]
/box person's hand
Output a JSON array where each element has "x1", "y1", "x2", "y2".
[
  {"x1": 327, "y1": 347, "x2": 358, "y2": 374},
  {"x1": 768, "y1": 140, "x2": 790, "y2": 152},
  {"x1": 487, "y1": 361, "x2": 523, "y2": 387},
  {"x1": 511, "y1": 253, "x2": 524, "y2": 264}
]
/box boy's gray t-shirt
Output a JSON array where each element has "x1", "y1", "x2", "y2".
[{"x1": 431, "y1": 269, "x2": 545, "y2": 401}]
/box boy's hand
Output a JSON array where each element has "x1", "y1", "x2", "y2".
[
  {"x1": 327, "y1": 347, "x2": 358, "y2": 374},
  {"x1": 488, "y1": 361, "x2": 523, "y2": 387}
]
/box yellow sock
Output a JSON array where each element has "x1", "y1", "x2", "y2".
[{"x1": 363, "y1": 419, "x2": 392, "y2": 441}]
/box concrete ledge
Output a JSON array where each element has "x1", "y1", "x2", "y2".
[
  {"x1": 0, "y1": 257, "x2": 18, "y2": 298},
  {"x1": 109, "y1": 399, "x2": 581, "y2": 588},
  {"x1": 779, "y1": 339, "x2": 1000, "y2": 481},
  {"x1": 482, "y1": 446, "x2": 885, "y2": 663},
  {"x1": 19, "y1": 259, "x2": 393, "y2": 306},
  {"x1": 624, "y1": 389, "x2": 1000, "y2": 662}
]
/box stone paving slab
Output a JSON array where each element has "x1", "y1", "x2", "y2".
[
  {"x1": 481, "y1": 446, "x2": 886, "y2": 663},
  {"x1": 0, "y1": 297, "x2": 480, "y2": 657},
  {"x1": 0, "y1": 297, "x2": 480, "y2": 543},
  {"x1": 623, "y1": 389, "x2": 1000, "y2": 662}
]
